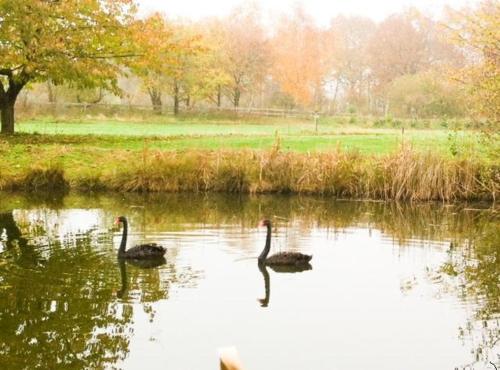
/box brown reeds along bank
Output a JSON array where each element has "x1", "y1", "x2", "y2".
[
  {"x1": 1, "y1": 167, "x2": 69, "y2": 193},
  {"x1": 1, "y1": 148, "x2": 498, "y2": 201}
]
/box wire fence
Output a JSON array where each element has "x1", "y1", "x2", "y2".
[{"x1": 16, "y1": 101, "x2": 354, "y2": 120}]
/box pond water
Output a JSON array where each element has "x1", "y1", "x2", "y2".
[{"x1": 0, "y1": 193, "x2": 498, "y2": 370}]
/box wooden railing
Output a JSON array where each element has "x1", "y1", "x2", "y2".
[{"x1": 16, "y1": 101, "x2": 355, "y2": 119}]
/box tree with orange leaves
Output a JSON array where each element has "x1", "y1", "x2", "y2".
[{"x1": 270, "y1": 7, "x2": 332, "y2": 108}]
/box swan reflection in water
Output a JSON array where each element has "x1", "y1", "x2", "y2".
[
  {"x1": 117, "y1": 257, "x2": 166, "y2": 299},
  {"x1": 257, "y1": 261, "x2": 312, "y2": 307}
]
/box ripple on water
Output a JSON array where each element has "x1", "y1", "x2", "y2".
[{"x1": 0, "y1": 195, "x2": 497, "y2": 370}]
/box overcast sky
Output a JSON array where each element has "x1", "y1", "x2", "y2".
[{"x1": 136, "y1": 0, "x2": 475, "y2": 24}]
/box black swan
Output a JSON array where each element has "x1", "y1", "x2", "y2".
[
  {"x1": 258, "y1": 219, "x2": 312, "y2": 267},
  {"x1": 115, "y1": 216, "x2": 166, "y2": 259}
]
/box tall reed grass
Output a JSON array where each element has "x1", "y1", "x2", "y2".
[
  {"x1": 1, "y1": 166, "x2": 69, "y2": 192},
  {"x1": 1, "y1": 147, "x2": 497, "y2": 201},
  {"x1": 84, "y1": 147, "x2": 497, "y2": 201}
]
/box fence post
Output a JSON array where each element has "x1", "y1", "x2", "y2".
[{"x1": 314, "y1": 112, "x2": 320, "y2": 133}]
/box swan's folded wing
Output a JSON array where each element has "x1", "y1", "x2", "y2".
[
  {"x1": 266, "y1": 252, "x2": 312, "y2": 265},
  {"x1": 125, "y1": 244, "x2": 166, "y2": 258}
]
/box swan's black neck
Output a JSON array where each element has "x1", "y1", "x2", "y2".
[
  {"x1": 258, "y1": 223, "x2": 272, "y2": 262},
  {"x1": 118, "y1": 218, "x2": 128, "y2": 256}
]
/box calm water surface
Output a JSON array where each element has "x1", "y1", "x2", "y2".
[{"x1": 0, "y1": 193, "x2": 498, "y2": 370}]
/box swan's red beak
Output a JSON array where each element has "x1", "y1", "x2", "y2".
[
  {"x1": 258, "y1": 220, "x2": 264, "y2": 227},
  {"x1": 114, "y1": 218, "x2": 120, "y2": 225}
]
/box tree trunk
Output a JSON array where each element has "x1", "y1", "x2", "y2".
[
  {"x1": 90, "y1": 88, "x2": 104, "y2": 104},
  {"x1": 330, "y1": 80, "x2": 340, "y2": 115},
  {"x1": 384, "y1": 99, "x2": 390, "y2": 118},
  {"x1": 0, "y1": 74, "x2": 26, "y2": 135},
  {"x1": 217, "y1": 85, "x2": 222, "y2": 108},
  {"x1": 174, "y1": 95, "x2": 179, "y2": 115},
  {"x1": 47, "y1": 80, "x2": 57, "y2": 103},
  {"x1": 148, "y1": 88, "x2": 162, "y2": 113},
  {"x1": 1, "y1": 100, "x2": 15, "y2": 135},
  {"x1": 233, "y1": 87, "x2": 240, "y2": 108},
  {"x1": 173, "y1": 82, "x2": 180, "y2": 115},
  {"x1": 153, "y1": 96, "x2": 162, "y2": 113},
  {"x1": 185, "y1": 94, "x2": 190, "y2": 108}
]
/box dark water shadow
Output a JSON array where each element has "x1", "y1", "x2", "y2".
[
  {"x1": 258, "y1": 262, "x2": 312, "y2": 308},
  {"x1": 258, "y1": 263, "x2": 270, "y2": 307},
  {"x1": 20, "y1": 190, "x2": 67, "y2": 209},
  {"x1": 267, "y1": 263, "x2": 312, "y2": 273},
  {"x1": 117, "y1": 257, "x2": 166, "y2": 299}
]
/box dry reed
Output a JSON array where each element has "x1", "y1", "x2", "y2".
[
  {"x1": 1, "y1": 148, "x2": 497, "y2": 201},
  {"x1": 94, "y1": 148, "x2": 497, "y2": 201}
]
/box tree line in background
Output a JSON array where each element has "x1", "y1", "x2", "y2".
[{"x1": 0, "y1": 0, "x2": 498, "y2": 134}]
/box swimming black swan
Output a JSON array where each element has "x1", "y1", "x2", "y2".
[
  {"x1": 258, "y1": 219, "x2": 312, "y2": 266},
  {"x1": 115, "y1": 216, "x2": 166, "y2": 259}
]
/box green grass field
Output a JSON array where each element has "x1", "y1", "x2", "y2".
[
  {"x1": 0, "y1": 117, "x2": 494, "y2": 200},
  {"x1": 13, "y1": 118, "x2": 478, "y2": 155}
]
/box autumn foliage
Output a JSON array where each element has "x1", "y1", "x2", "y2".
[
  {"x1": 0, "y1": 0, "x2": 498, "y2": 133},
  {"x1": 445, "y1": 0, "x2": 500, "y2": 124},
  {"x1": 0, "y1": 0, "x2": 136, "y2": 134},
  {"x1": 270, "y1": 8, "x2": 332, "y2": 107}
]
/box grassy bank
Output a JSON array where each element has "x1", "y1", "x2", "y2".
[
  {"x1": 12, "y1": 118, "x2": 483, "y2": 155},
  {"x1": 0, "y1": 136, "x2": 497, "y2": 201},
  {"x1": 2, "y1": 117, "x2": 496, "y2": 201}
]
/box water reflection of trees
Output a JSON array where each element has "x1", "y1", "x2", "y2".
[
  {"x1": 0, "y1": 192, "x2": 498, "y2": 368},
  {"x1": 436, "y1": 211, "x2": 499, "y2": 368},
  {"x1": 67, "y1": 193, "x2": 499, "y2": 367},
  {"x1": 2, "y1": 192, "x2": 495, "y2": 237},
  {"x1": 0, "y1": 218, "x2": 131, "y2": 369},
  {"x1": 0, "y1": 208, "x2": 200, "y2": 369}
]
